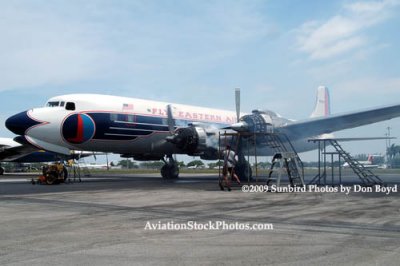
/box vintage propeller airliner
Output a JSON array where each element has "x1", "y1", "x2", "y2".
[{"x1": 5, "y1": 87, "x2": 400, "y2": 179}]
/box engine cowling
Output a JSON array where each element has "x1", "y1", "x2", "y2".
[
  {"x1": 166, "y1": 124, "x2": 219, "y2": 159},
  {"x1": 234, "y1": 110, "x2": 274, "y2": 133}
]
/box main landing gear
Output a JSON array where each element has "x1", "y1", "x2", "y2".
[
  {"x1": 0, "y1": 166, "x2": 4, "y2": 175},
  {"x1": 235, "y1": 159, "x2": 252, "y2": 182},
  {"x1": 161, "y1": 155, "x2": 179, "y2": 179}
]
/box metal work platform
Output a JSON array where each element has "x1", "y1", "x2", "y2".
[
  {"x1": 267, "y1": 151, "x2": 305, "y2": 187},
  {"x1": 308, "y1": 138, "x2": 383, "y2": 186},
  {"x1": 218, "y1": 131, "x2": 305, "y2": 187},
  {"x1": 67, "y1": 157, "x2": 91, "y2": 183}
]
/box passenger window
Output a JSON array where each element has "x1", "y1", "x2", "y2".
[
  {"x1": 66, "y1": 102, "x2": 76, "y2": 111},
  {"x1": 60, "y1": 101, "x2": 65, "y2": 107},
  {"x1": 110, "y1": 114, "x2": 118, "y2": 121}
]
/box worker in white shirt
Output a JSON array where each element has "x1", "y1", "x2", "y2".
[{"x1": 219, "y1": 145, "x2": 241, "y2": 191}]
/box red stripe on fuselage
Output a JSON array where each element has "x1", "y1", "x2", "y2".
[{"x1": 69, "y1": 114, "x2": 84, "y2": 143}]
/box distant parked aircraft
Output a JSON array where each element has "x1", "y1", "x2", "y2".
[
  {"x1": 343, "y1": 154, "x2": 384, "y2": 168},
  {"x1": 0, "y1": 137, "x2": 93, "y2": 175}
]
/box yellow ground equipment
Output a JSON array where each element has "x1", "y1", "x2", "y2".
[{"x1": 33, "y1": 163, "x2": 68, "y2": 185}]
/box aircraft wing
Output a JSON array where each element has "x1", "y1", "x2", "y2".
[
  {"x1": 0, "y1": 144, "x2": 37, "y2": 162},
  {"x1": 279, "y1": 104, "x2": 400, "y2": 140},
  {"x1": 308, "y1": 137, "x2": 396, "y2": 142},
  {"x1": 0, "y1": 145, "x2": 97, "y2": 162}
]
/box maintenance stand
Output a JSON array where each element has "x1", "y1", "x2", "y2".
[
  {"x1": 308, "y1": 138, "x2": 383, "y2": 186},
  {"x1": 218, "y1": 131, "x2": 305, "y2": 188}
]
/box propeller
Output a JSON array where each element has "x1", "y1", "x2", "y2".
[
  {"x1": 166, "y1": 104, "x2": 175, "y2": 134},
  {"x1": 222, "y1": 88, "x2": 248, "y2": 131},
  {"x1": 166, "y1": 104, "x2": 178, "y2": 162},
  {"x1": 235, "y1": 88, "x2": 240, "y2": 122},
  {"x1": 165, "y1": 104, "x2": 178, "y2": 144}
]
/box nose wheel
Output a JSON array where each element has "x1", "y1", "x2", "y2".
[{"x1": 161, "y1": 155, "x2": 179, "y2": 179}]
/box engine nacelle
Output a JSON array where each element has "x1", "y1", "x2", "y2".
[
  {"x1": 239, "y1": 110, "x2": 273, "y2": 133},
  {"x1": 167, "y1": 125, "x2": 219, "y2": 159}
]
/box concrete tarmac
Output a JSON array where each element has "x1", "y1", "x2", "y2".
[{"x1": 1, "y1": 173, "x2": 400, "y2": 266}]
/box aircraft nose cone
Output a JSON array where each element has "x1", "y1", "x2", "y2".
[{"x1": 5, "y1": 111, "x2": 40, "y2": 135}]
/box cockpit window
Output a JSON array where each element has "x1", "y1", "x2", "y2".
[
  {"x1": 46, "y1": 101, "x2": 60, "y2": 107},
  {"x1": 65, "y1": 102, "x2": 76, "y2": 111}
]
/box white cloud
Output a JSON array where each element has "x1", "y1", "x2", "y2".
[
  {"x1": 309, "y1": 36, "x2": 365, "y2": 60},
  {"x1": 345, "y1": 0, "x2": 399, "y2": 14},
  {"x1": 301, "y1": 41, "x2": 390, "y2": 83},
  {"x1": 295, "y1": 0, "x2": 399, "y2": 60}
]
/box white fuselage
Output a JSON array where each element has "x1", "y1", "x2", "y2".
[{"x1": 7, "y1": 94, "x2": 318, "y2": 159}]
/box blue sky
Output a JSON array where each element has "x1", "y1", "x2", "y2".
[{"x1": 1, "y1": 0, "x2": 400, "y2": 161}]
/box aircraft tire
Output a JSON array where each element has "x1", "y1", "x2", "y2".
[
  {"x1": 161, "y1": 164, "x2": 179, "y2": 179},
  {"x1": 46, "y1": 172, "x2": 58, "y2": 185},
  {"x1": 236, "y1": 162, "x2": 252, "y2": 182},
  {"x1": 62, "y1": 167, "x2": 68, "y2": 182},
  {"x1": 0, "y1": 167, "x2": 4, "y2": 175}
]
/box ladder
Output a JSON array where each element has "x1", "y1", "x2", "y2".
[
  {"x1": 329, "y1": 140, "x2": 383, "y2": 185},
  {"x1": 68, "y1": 158, "x2": 91, "y2": 182},
  {"x1": 77, "y1": 158, "x2": 91, "y2": 177},
  {"x1": 265, "y1": 133, "x2": 305, "y2": 187}
]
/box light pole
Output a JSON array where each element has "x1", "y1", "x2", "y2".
[{"x1": 386, "y1": 126, "x2": 392, "y2": 167}]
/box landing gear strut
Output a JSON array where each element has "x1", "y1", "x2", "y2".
[
  {"x1": 234, "y1": 138, "x2": 252, "y2": 182},
  {"x1": 236, "y1": 161, "x2": 252, "y2": 182},
  {"x1": 235, "y1": 155, "x2": 252, "y2": 182},
  {"x1": 161, "y1": 155, "x2": 179, "y2": 179}
]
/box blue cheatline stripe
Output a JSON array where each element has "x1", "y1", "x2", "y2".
[
  {"x1": 81, "y1": 114, "x2": 95, "y2": 140},
  {"x1": 84, "y1": 112, "x2": 230, "y2": 141}
]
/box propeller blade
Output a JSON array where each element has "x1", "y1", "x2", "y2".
[
  {"x1": 167, "y1": 104, "x2": 175, "y2": 134},
  {"x1": 235, "y1": 88, "x2": 240, "y2": 122}
]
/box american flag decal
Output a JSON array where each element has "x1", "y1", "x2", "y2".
[{"x1": 123, "y1": 103, "x2": 134, "y2": 110}]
